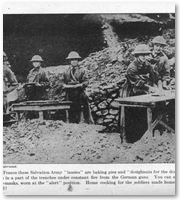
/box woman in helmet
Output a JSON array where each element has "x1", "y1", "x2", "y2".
[
  {"x1": 25, "y1": 55, "x2": 49, "y2": 100},
  {"x1": 119, "y1": 44, "x2": 159, "y2": 142},
  {"x1": 126, "y1": 44, "x2": 159, "y2": 96},
  {"x1": 150, "y1": 36, "x2": 170, "y2": 90},
  {"x1": 62, "y1": 51, "x2": 94, "y2": 124},
  {"x1": 151, "y1": 36, "x2": 174, "y2": 130}
]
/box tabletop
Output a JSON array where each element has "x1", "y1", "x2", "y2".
[
  {"x1": 12, "y1": 100, "x2": 72, "y2": 107},
  {"x1": 115, "y1": 91, "x2": 175, "y2": 107}
]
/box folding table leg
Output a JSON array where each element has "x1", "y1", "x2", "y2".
[
  {"x1": 120, "y1": 106, "x2": 125, "y2": 143},
  {"x1": 66, "y1": 109, "x2": 69, "y2": 123},
  {"x1": 39, "y1": 111, "x2": 44, "y2": 121},
  {"x1": 16, "y1": 112, "x2": 20, "y2": 121},
  {"x1": 158, "y1": 120, "x2": 175, "y2": 133},
  {"x1": 147, "y1": 107, "x2": 153, "y2": 140}
]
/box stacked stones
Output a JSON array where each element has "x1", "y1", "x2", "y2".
[{"x1": 89, "y1": 85, "x2": 122, "y2": 131}]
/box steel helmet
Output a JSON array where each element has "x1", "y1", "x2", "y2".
[
  {"x1": 3, "y1": 51, "x2": 8, "y2": 61},
  {"x1": 66, "y1": 51, "x2": 82, "y2": 60},
  {"x1": 30, "y1": 55, "x2": 44, "y2": 62},
  {"x1": 152, "y1": 36, "x2": 166, "y2": 45},
  {"x1": 3, "y1": 51, "x2": 7, "y2": 57},
  {"x1": 133, "y1": 44, "x2": 151, "y2": 55}
]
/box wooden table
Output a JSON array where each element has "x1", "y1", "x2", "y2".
[
  {"x1": 115, "y1": 91, "x2": 175, "y2": 143},
  {"x1": 11, "y1": 100, "x2": 72, "y2": 122}
]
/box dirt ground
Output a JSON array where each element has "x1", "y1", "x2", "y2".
[{"x1": 3, "y1": 119, "x2": 175, "y2": 164}]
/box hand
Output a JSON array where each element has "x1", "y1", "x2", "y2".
[
  {"x1": 35, "y1": 83, "x2": 41, "y2": 87},
  {"x1": 148, "y1": 86, "x2": 160, "y2": 94},
  {"x1": 162, "y1": 82, "x2": 170, "y2": 90},
  {"x1": 163, "y1": 85, "x2": 170, "y2": 90},
  {"x1": 158, "y1": 88, "x2": 165, "y2": 96},
  {"x1": 75, "y1": 83, "x2": 83, "y2": 88},
  {"x1": 63, "y1": 84, "x2": 68, "y2": 89}
]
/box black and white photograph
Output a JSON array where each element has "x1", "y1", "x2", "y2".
[{"x1": 2, "y1": 2, "x2": 176, "y2": 196}]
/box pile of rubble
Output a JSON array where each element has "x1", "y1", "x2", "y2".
[
  {"x1": 3, "y1": 120, "x2": 42, "y2": 157},
  {"x1": 3, "y1": 120, "x2": 175, "y2": 164},
  {"x1": 3, "y1": 119, "x2": 64, "y2": 158}
]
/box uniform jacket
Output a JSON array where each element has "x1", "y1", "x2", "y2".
[
  {"x1": 27, "y1": 66, "x2": 49, "y2": 84},
  {"x1": 3, "y1": 65, "x2": 18, "y2": 92},
  {"x1": 26, "y1": 66, "x2": 49, "y2": 100},
  {"x1": 150, "y1": 51, "x2": 170, "y2": 83},
  {"x1": 62, "y1": 65, "x2": 93, "y2": 124},
  {"x1": 63, "y1": 65, "x2": 88, "y2": 88},
  {"x1": 126, "y1": 58, "x2": 155, "y2": 95}
]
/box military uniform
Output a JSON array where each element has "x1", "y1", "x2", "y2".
[
  {"x1": 120, "y1": 59, "x2": 156, "y2": 141},
  {"x1": 150, "y1": 36, "x2": 174, "y2": 130},
  {"x1": 3, "y1": 65, "x2": 18, "y2": 113},
  {"x1": 118, "y1": 44, "x2": 156, "y2": 142},
  {"x1": 27, "y1": 66, "x2": 49, "y2": 83},
  {"x1": 63, "y1": 66, "x2": 94, "y2": 124},
  {"x1": 126, "y1": 59, "x2": 155, "y2": 96},
  {"x1": 26, "y1": 66, "x2": 49, "y2": 100},
  {"x1": 150, "y1": 51, "x2": 170, "y2": 84}
]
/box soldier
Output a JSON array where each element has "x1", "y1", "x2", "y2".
[
  {"x1": 62, "y1": 51, "x2": 94, "y2": 124},
  {"x1": 150, "y1": 36, "x2": 174, "y2": 130},
  {"x1": 150, "y1": 36, "x2": 170, "y2": 90},
  {"x1": 25, "y1": 55, "x2": 49, "y2": 100},
  {"x1": 119, "y1": 44, "x2": 160, "y2": 142},
  {"x1": 126, "y1": 44, "x2": 159, "y2": 96},
  {"x1": 3, "y1": 52, "x2": 18, "y2": 113}
]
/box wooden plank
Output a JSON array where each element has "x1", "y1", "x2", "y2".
[
  {"x1": 115, "y1": 93, "x2": 175, "y2": 106},
  {"x1": 65, "y1": 109, "x2": 69, "y2": 123},
  {"x1": 118, "y1": 103, "x2": 156, "y2": 108},
  {"x1": 138, "y1": 113, "x2": 163, "y2": 143},
  {"x1": 120, "y1": 106, "x2": 125, "y2": 143},
  {"x1": 16, "y1": 112, "x2": 20, "y2": 121},
  {"x1": 147, "y1": 107, "x2": 153, "y2": 140},
  {"x1": 19, "y1": 100, "x2": 72, "y2": 105},
  {"x1": 13, "y1": 103, "x2": 72, "y2": 108},
  {"x1": 158, "y1": 120, "x2": 175, "y2": 133},
  {"x1": 12, "y1": 105, "x2": 71, "y2": 111},
  {"x1": 39, "y1": 111, "x2": 44, "y2": 121},
  {"x1": 151, "y1": 114, "x2": 163, "y2": 130}
]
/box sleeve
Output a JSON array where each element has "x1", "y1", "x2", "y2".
[
  {"x1": 127, "y1": 65, "x2": 146, "y2": 90},
  {"x1": 148, "y1": 64, "x2": 156, "y2": 86},
  {"x1": 63, "y1": 70, "x2": 68, "y2": 84},
  {"x1": 161, "y1": 57, "x2": 170, "y2": 81},
  {"x1": 27, "y1": 70, "x2": 32, "y2": 83},
  {"x1": 6, "y1": 68, "x2": 18, "y2": 85},
  {"x1": 80, "y1": 69, "x2": 89, "y2": 88}
]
